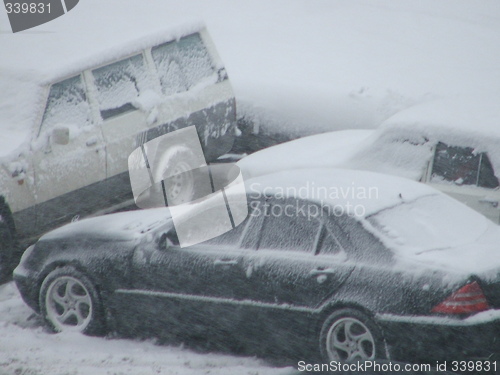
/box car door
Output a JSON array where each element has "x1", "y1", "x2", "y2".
[
  {"x1": 124, "y1": 213, "x2": 256, "y2": 334},
  {"x1": 246, "y1": 198, "x2": 355, "y2": 310},
  {"x1": 90, "y1": 53, "x2": 153, "y2": 205},
  {"x1": 32, "y1": 74, "x2": 107, "y2": 233},
  {"x1": 425, "y1": 142, "x2": 500, "y2": 224}
]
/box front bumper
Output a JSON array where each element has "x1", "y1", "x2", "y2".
[
  {"x1": 377, "y1": 311, "x2": 500, "y2": 361},
  {"x1": 13, "y1": 256, "x2": 40, "y2": 314}
]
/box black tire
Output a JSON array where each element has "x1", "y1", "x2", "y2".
[
  {"x1": 39, "y1": 266, "x2": 105, "y2": 335},
  {"x1": 155, "y1": 146, "x2": 201, "y2": 206},
  {"x1": 319, "y1": 308, "x2": 387, "y2": 362}
]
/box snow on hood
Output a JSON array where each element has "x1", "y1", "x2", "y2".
[
  {"x1": 238, "y1": 129, "x2": 374, "y2": 180},
  {"x1": 40, "y1": 208, "x2": 172, "y2": 242}
]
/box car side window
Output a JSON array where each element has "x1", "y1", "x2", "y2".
[
  {"x1": 152, "y1": 33, "x2": 215, "y2": 96},
  {"x1": 200, "y1": 212, "x2": 251, "y2": 247},
  {"x1": 430, "y1": 142, "x2": 499, "y2": 189},
  {"x1": 318, "y1": 228, "x2": 344, "y2": 256},
  {"x1": 40, "y1": 75, "x2": 91, "y2": 133},
  {"x1": 258, "y1": 199, "x2": 321, "y2": 253},
  {"x1": 92, "y1": 54, "x2": 151, "y2": 120}
]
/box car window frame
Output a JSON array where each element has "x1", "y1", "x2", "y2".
[
  {"x1": 90, "y1": 50, "x2": 155, "y2": 122},
  {"x1": 425, "y1": 141, "x2": 499, "y2": 190},
  {"x1": 37, "y1": 73, "x2": 92, "y2": 138},
  {"x1": 255, "y1": 196, "x2": 323, "y2": 255}
]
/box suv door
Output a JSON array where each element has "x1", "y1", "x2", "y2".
[
  {"x1": 425, "y1": 142, "x2": 500, "y2": 223},
  {"x1": 32, "y1": 75, "x2": 106, "y2": 233},
  {"x1": 91, "y1": 53, "x2": 152, "y2": 204}
]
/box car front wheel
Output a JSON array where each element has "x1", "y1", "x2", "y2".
[
  {"x1": 319, "y1": 308, "x2": 387, "y2": 362},
  {"x1": 39, "y1": 266, "x2": 105, "y2": 335}
]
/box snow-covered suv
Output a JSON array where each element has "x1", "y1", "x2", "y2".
[{"x1": 0, "y1": 24, "x2": 236, "y2": 278}]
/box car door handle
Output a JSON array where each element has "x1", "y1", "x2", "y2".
[
  {"x1": 214, "y1": 259, "x2": 238, "y2": 266},
  {"x1": 309, "y1": 268, "x2": 336, "y2": 276},
  {"x1": 479, "y1": 198, "x2": 499, "y2": 208}
]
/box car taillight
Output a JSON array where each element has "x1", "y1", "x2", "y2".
[{"x1": 432, "y1": 281, "x2": 490, "y2": 315}]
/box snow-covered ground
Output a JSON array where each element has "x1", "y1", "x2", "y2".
[{"x1": 0, "y1": 282, "x2": 296, "y2": 375}]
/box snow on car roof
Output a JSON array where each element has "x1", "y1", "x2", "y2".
[
  {"x1": 238, "y1": 129, "x2": 375, "y2": 180},
  {"x1": 381, "y1": 97, "x2": 500, "y2": 139},
  {"x1": 245, "y1": 167, "x2": 440, "y2": 217},
  {"x1": 0, "y1": 18, "x2": 204, "y2": 159}
]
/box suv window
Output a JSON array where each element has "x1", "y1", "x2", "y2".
[
  {"x1": 152, "y1": 33, "x2": 215, "y2": 96},
  {"x1": 258, "y1": 199, "x2": 321, "y2": 253},
  {"x1": 92, "y1": 54, "x2": 151, "y2": 120},
  {"x1": 40, "y1": 75, "x2": 91, "y2": 133},
  {"x1": 430, "y1": 142, "x2": 499, "y2": 189}
]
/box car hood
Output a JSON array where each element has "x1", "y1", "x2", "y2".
[
  {"x1": 39, "y1": 208, "x2": 172, "y2": 242},
  {"x1": 237, "y1": 129, "x2": 374, "y2": 180}
]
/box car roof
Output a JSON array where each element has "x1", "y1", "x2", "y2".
[
  {"x1": 381, "y1": 97, "x2": 500, "y2": 140},
  {"x1": 245, "y1": 167, "x2": 440, "y2": 217},
  {"x1": 0, "y1": 19, "x2": 204, "y2": 159}
]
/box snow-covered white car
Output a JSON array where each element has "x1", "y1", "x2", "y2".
[
  {"x1": 0, "y1": 23, "x2": 236, "y2": 279},
  {"x1": 238, "y1": 98, "x2": 500, "y2": 224}
]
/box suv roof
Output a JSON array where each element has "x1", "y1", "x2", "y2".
[{"x1": 0, "y1": 20, "x2": 210, "y2": 159}]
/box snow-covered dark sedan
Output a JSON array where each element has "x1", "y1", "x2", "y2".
[{"x1": 13, "y1": 169, "x2": 500, "y2": 363}]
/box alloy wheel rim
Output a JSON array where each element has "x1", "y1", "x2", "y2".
[
  {"x1": 45, "y1": 276, "x2": 93, "y2": 332},
  {"x1": 326, "y1": 317, "x2": 376, "y2": 361}
]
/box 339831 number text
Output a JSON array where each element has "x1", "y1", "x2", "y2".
[{"x1": 5, "y1": 2, "x2": 51, "y2": 14}]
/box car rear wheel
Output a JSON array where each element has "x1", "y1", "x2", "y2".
[
  {"x1": 39, "y1": 266, "x2": 105, "y2": 335},
  {"x1": 320, "y1": 308, "x2": 387, "y2": 362}
]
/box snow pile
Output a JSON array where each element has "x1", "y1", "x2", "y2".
[{"x1": 0, "y1": 282, "x2": 295, "y2": 375}]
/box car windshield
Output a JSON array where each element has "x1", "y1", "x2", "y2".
[{"x1": 366, "y1": 194, "x2": 489, "y2": 253}]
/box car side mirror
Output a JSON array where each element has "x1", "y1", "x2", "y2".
[
  {"x1": 52, "y1": 126, "x2": 70, "y2": 145},
  {"x1": 161, "y1": 229, "x2": 180, "y2": 250}
]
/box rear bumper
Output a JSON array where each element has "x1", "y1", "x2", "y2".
[{"x1": 377, "y1": 311, "x2": 500, "y2": 361}]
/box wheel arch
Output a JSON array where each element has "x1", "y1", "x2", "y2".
[{"x1": 313, "y1": 300, "x2": 392, "y2": 360}]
